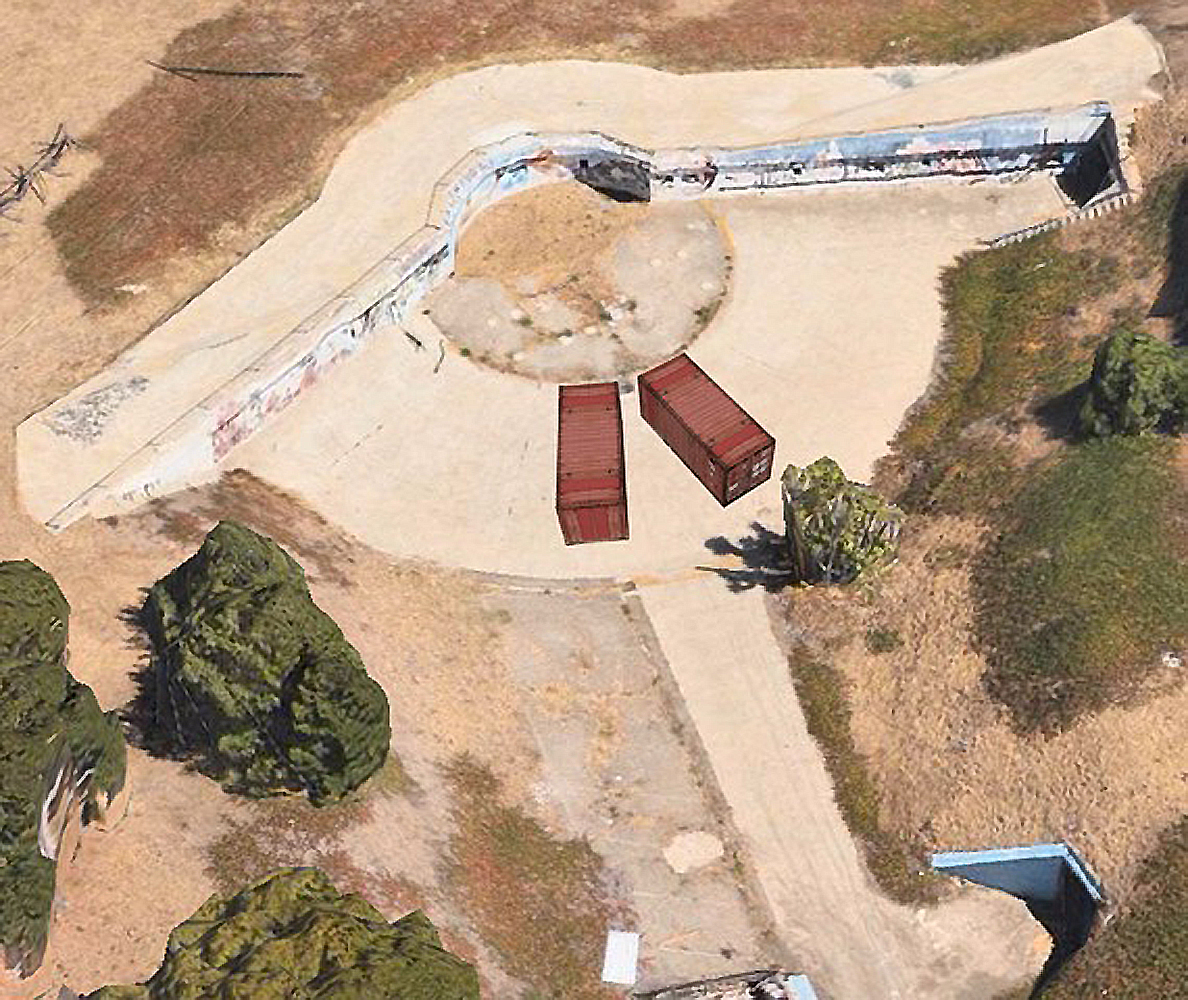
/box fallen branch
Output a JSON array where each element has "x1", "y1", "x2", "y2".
[
  {"x1": 0, "y1": 124, "x2": 79, "y2": 220},
  {"x1": 146, "y1": 60, "x2": 304, "y2": 81}
]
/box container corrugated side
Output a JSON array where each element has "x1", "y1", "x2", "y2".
[
  {"x1": 556, "y1": 383, "x2": 628, "y2": 544},
  {"x1": 639, "y1": 354, "x2": 774, "y2": 506}
]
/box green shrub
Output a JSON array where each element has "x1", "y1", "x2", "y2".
[
  {"x1": 143, "y1": 521, "x2": 390, "y2": 804},
  {"x1": 84, "y1": 867, "x2": 478, "y2": 999},
  {"x1": 782, "y1": 458, "x2": 903, "y2": 584},
  {"x1": 1079, "y1": 325, "x2": 1188, "y2": 437},
  {"x1": 0, "y1": 561, "x2": 127, "y2": 977},
  {"x1": 974, "y1": 437, "x2": 1188, "y2": 733}
]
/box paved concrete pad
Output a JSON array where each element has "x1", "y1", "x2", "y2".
[
  {"x1": 233, "y1": 178, "x2": 1065, "y2": 578},
  {"x1": 18, "y1": 18, "x2": 1163, "y2": 526}
]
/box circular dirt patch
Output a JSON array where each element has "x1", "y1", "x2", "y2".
[
  {"x1": 662, "y1": 830, "x2": 725, "y2": 874},
  {"x1": 424, "y1": 183, "x2": 730, "y2": 382}
]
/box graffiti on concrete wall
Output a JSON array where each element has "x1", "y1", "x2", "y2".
[{"x1": 59, "y1": 103, "x2": 1123, "y2": 525}]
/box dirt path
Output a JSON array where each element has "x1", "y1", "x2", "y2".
[{"x1": 637, "y1": 576, "x2": 1049, "y2": 999}]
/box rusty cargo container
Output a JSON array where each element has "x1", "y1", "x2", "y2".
[
  {"x1": 638, "y1": 354, "x2": 775, "y2": 506},
  {"x1": 556, "y1": 383, "x2": 629, "y2": 545}
]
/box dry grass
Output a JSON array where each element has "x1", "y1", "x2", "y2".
[
  {"x1": 783, "y1": 640, "x2": 947, "y2": 907},
  {"x1": 46, "y1": 0, "x2": 1112, "y2": 308},
  {"x1": 443, "y1": 755, "x2": 630, "y2": 1000}
]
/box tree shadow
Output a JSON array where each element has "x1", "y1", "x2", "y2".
[
  {"x1": 698, "y1": 522, "x2": 797, "y2": 593},
  {"x1": 1032, "y1": 381, "x2": 1090, "y2": 443},
  {"x1": 117, "y1": 590, "x2": 191, "y2": 764},
  {"x1": 1148, "y1": 171, "x2": 1188, "y2": 346}
]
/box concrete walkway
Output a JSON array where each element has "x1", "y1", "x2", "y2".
[{"x1": 638, "y1": 576, "x2": 1048, "y2": 999}]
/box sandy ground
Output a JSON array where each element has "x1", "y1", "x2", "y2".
[{"x1": 16, "y1": 18, "x2": 1163, "y2": 527}]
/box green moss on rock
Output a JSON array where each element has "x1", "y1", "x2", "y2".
[
  {"x1": 781, "y1": 458, "x2": 903, "y2": 585},
  {"x1": 143, "y1": 522, "x2": 389, "y2": 805},
  {"x1": 84, "y1": 867, "x2": 479, "y2": 1000},
  {"x1": 0, "y1": 561, "x2": 127, "y2": 977}
]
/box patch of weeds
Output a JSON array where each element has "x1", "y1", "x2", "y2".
[
  {"x1": 897, "y1": 438, "x2": 1025, "y2": 516},
  {"x1": 923, "y1": 542, "x2": 972, "y2": 571},
  {"x1": 974, "y1": 435, "x2": 1188, "y2": 735},
  {"x1": 1037, "y1": 815, "x2": 1188, "y2": 999},
  {"x1": 367, "y1": 754, "x2": 421, "y2": 801},
  {"x1": 515, "y1": 314, "x2": 533, "y2": 327},
  {"x1": 443, "y1": 756, "x2": 627, "y2": 1000},
  {"x1": 693, "y1": 298, "x2": 722, "y2": 326},
  {"x1": 786, "y1": 645, "x2": 944, "y2": 906},
  {"x1": 203, "y1": 794, "x2": 370, "y2": 895},
  {"x1": 1136, "y1": 163, "x2": 1188, "y2": 257},
  {"x1": 898, "y1": 236, "x2": 1115, "y2": 461},
  {"x1": 459, "y1": 346, "x2": 471, "y2": 357},
  {"x1": 886, "y1": 234, "x2": 1118, "y2": 513},
  {"x1": 596, "y1": 304, "x2": 613, "y2": 322},
  {"x1": 864, "y1": 627, "x2": 904, "y2": 654}
]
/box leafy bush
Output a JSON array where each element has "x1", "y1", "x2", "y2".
[
  {"x1": 781, "y1": 458, "x2": 903, "y2": 584},
  {"x1": 143, "y1": 521, "x2": 390, "y2": 804},
  {"x1": 1079, "y1": 325, "x2": 1188, "y2": 437}
]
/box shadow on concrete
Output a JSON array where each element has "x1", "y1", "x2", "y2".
[{"x1": 699, "y1": 522, "x2": 797, "y2": 593}]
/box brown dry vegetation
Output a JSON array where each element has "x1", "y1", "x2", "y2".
[
  {"x1": 444, "y1": 757, "x2": 633, "y2": 1000},
  {"x1": 779, "y1": 83, "x2": 1188, "y2": 997},
  {"x1": 46, "y1": 0, "x2": 1114, "y2": 311}
]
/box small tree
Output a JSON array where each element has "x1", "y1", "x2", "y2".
[
  {"x1": 1079, "y1": 326, "x2": 1188, "y2": 437},
  {"x1": 781, "y1": 458, "x2": 903, "y2": 585}
]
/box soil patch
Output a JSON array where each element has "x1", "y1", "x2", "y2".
[{"x1": 432, "y1": 184, "x2": 728, "y2": 380}]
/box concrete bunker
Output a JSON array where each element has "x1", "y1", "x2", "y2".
[
  {"x1": 24, "y1": 103, "x2": 1126, "y2": 531},
  {"x1": 932, "y1": 843, "x2": 1106, "y2": 996}
]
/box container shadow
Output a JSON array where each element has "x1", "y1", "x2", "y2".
[{"x1": 698, "y1": 522, "x2": 797, "y2": 593}]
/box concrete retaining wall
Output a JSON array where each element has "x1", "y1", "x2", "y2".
[{"x1": 46, "y1": 103, "x2": 1120, "y2": 528}]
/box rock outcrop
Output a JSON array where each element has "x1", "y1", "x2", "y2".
[
  {"x1": 83, "y1": 867, "x2": 480, "y2": 1000},
  {"x1": 142, "y1": 521, "x2": 390, "y2": 804},
  {"x1": 0, "y1": 561, "x2": 127, "y2": 979}
]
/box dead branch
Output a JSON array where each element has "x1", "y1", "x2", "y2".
[{"x1": 146, "y1": 59, "x2": 304, "y2": 81}]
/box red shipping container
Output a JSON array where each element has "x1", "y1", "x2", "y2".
[
  {"x1": 638, "y1": 354, "x2": 775, "y2": 506},
  {"x1": 556, "y1": 383, "x2": 629, "y2": 545}
]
